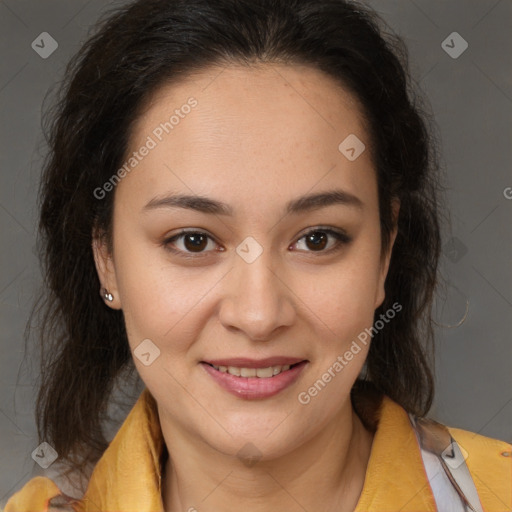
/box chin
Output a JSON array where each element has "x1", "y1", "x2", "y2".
[{"x1": 192, "y1": 409, "x2": 312, "y2": 460}]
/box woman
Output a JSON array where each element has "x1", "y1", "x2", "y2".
[{"x1": 4, "y1": 0, "x2": 510, "y2": 511}]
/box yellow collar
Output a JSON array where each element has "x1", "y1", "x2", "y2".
[{"x1": 76, "y1": 387, "x2": 509, "y2": 512}]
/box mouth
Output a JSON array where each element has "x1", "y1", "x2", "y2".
[
  {"x1": 200, "y1": 359, "x2": 308, "y2": 399},
  {"x1": 202, "y1": 361, "x2": 305, "y2": 378}
]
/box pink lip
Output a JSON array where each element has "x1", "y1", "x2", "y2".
[
  {"x1": 200, "y1": 360, "x2": 308, "y2": 400},
  {"x1": 203, "y1": 356, "x2": 305, "y2": 368}
]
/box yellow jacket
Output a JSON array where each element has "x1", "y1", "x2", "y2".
[{"x1": 4, "y1": 387, "x2": 511, "y2": 511}]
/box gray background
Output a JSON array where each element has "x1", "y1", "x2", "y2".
[{"x1": 1, "y1": 0, "x2": 511, "y2": 505}]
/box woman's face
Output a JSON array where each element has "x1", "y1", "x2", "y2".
[{"x1": 94, "y1": 63, "x2": 398, "y2": 460}]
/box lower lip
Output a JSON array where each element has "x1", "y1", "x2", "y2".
[{"x1": 200, "y1": 361, "x2": 308, "y2": 400}]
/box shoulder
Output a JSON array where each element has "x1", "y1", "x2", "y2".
[
  {"x1": 447, "y1": 425, "x2": 512, "y2": 510},
  {"x1": 448, "y1": 423, "x2": 511, "y2": 451},
  {"x1": 2, "y1": 476, "x2": 77, "y2": 512},
  {"x1": 447, "y1": 424, "x2": 511, "y2": 468}
]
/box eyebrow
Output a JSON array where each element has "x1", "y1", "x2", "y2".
[{"x1": 142, "y1": 189, "x2": 364, "y2": 216}]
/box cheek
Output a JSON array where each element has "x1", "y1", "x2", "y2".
[
  {"x1": 113, "y1": 238, "x2": 232, "y2": 364},
  {"x1": 112, "y1": 238, "x2": 191, "y2": 350},
  {"x1": 308, "y1": 239, "x2": 382, "y2": 335}
]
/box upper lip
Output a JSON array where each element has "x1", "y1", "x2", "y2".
[{"x1": 202, "y1": 357, "x2": 307, "y2": 368}]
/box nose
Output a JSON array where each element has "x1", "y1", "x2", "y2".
[{"x1": 218, "y1": 246, "x2": 296, "y2": 342}]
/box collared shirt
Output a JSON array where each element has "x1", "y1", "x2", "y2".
[{"x1": 4, "y1": 387, "x2": 511, "y2": 511}]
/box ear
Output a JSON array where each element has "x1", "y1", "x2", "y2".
[
  {"x1": 374, "y1": 198, "x2": 400, "y2": 309},
  {"x1": 92, "y1": 228, "x2": 122, "y2": 310}
]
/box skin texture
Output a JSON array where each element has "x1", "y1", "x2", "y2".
[{"x1": 93, "y1": 63, "x2": 399, "y2": 512}]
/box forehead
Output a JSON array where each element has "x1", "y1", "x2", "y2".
[
  {"x1": 135, "y1": 62, "x2": 368, "y2": 148},
  {"x1": 118, "y1": 63, "x2": 375, "y2": 209}
]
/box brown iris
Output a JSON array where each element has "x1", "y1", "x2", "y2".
[
  {"x1": 183, "y1": 233, "x2": 209, "y2": 252},
  {"x1": 304, "y1": 231, "x2": 328, "y2": 251}
]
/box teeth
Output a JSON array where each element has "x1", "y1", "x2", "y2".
[
  {"x1": 240, "y1": 367, "x2": 256, "y2": 377},
  {"x1": 228, "y1": 366, "x2": 241, "y2": 376},
  {"x1": 210, "y1": 363, "x2": 295, "y2": 378},
  {"x1": 256, "y1": 367, "x2": 273, "y2": 378}
]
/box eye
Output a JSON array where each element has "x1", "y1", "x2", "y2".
[
  {"x1": 163, "y1": 226, "x2": 351, "y2": 258},
  {"x1": 292, "y1": 227, "x2": 352, "y2": 253},
  {"x1": 163, "y1": 230, "x2": 220, "y2": 257}
]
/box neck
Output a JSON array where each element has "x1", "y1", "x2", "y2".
[{"x1": 160, "y1": 398, "x2": 374, "y2": 512}]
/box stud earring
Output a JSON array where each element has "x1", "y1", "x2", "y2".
[{"x1": 101, "y1": 288, "x2": 114, "y2": 302}]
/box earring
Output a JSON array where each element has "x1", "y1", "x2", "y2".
[{"x1": 101, "y1": 288, "x2": 114, "y2": 302}]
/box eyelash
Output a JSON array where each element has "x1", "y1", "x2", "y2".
[{"x1": 162, "y1": 226, "x2": 352, "y2": 259}]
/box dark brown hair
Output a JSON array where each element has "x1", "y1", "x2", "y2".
[{"x1": 30, "y1": 0, "x2": 444, "y2": 480}]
